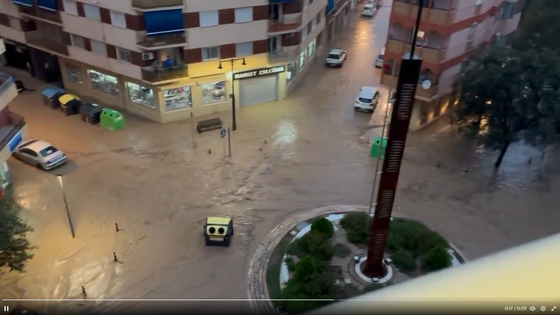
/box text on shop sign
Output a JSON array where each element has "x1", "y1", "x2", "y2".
[{"x1": 233, "y1": 66, "x2": 286, "y2": 80}]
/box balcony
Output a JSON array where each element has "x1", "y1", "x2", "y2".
[
  {"x1": 268, "y1": 47, "x2": 300, "y2": 62},
  {"x1": 392, "y1": 2, "x2": 454, "y2": 26},
  {"x1": 386, "y1": 39, "x2": 447, "y2": 64},
  {"x1": 268, "y1": 16, "x2": 302, "y2": 35},
  {"x1": 137, "y1": 33, "x2": 186, "y2": 50},
  {"x1": 0, "y1": 73, "x2": 19, "y2": 111},
  {"x1": 131, "y1": 0, "x2": 183, "y2": 11},
  {"x1": 141, "y1": 65, "x2": 188, "y2": 83},
  {"x1": 18, "y1": 4, "x2": 62, "y2": 25},
  {"x1": 24, "y1": 27, "x2": 68, "y2": 56},
  {"x1": 0, "y1": 112, "x2": 25, "y2": 153}
]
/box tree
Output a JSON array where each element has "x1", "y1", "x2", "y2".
[
  {"x1": 0, "y1": 197, "x2": 35, "y2": 272},
  {"x1": 452, "y1": 46, "x2": 559, "y2": 168},
  {"x1": 310, "y1": 217, "x2": 334, "y2": 239},
  {"x1": 513, "y1": 0, "x2": 560, "y2": 52},
  {"x1": 421, "y1": 246, "x2": 452, "y2": 272}
]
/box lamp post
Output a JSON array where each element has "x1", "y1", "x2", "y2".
[{"x1": 218, "y1": 58, "x2": 246, "y2": 131}]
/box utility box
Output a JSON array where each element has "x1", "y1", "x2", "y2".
[
  {"x1": 100, "y1": 109, "x2": 124, "y2": 131},
  {"x1": 370, "y1": 136, "x2": 387, "y2": 159}
]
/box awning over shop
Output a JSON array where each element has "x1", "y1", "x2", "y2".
[
  {"x1": 58, "y1": 94, "x2": 80, "y2": 105},
  {"x1": 41, "y1": 87, "x2": 65, "y2": 98},
  {"x1": 12, "y1": 0, "x2": 33, "y2": 7},
  {"x1": 143, "y1": 9, "x2": 184, "y2": 37},
  {"x1": 37, "y1": 0, "x2": 57, "y2": 11}
]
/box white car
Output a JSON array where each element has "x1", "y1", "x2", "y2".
[
  {"x1": 375, "y1": 47, "x2": 386, "y2": 68},
  {"x1": 13, "y1": 140, "x2": 67, "y2": 170},
  {"x1": 325, "y1": 48, "x2": 347, "y2": 67},
  {"x1": 355, "y1": 87, "x2": 381, "y2": 112},
  {"x1": 362, "y1": 3, "x2": 377, "y2": 16}
]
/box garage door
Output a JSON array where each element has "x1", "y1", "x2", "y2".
[{"x1": 239, "y1": 76, "x2": 278, "y2": 107}]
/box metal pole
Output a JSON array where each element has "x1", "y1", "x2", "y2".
[
  {"x1": 190, "y1": 112, "x2": 196, "y2": 148},
  {"x1": 409, "y1": 0, "x2": 424, "y2": 60},
  {"x1": 57, "y1": 175, "x2": 75, "y2": 238},
  {"x1": 227, "y1": 127, "x2": 232, "y2": 157},
  {"x1": 231, "y1": 60, "x2": 237, "y2": 131}
]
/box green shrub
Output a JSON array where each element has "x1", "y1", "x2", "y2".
[
  {"x1": 285, "y1": 256, "x2": 296, "y2": 272},
  {"x1": 340, "y1": 212, "x2": 369, "y2": 244},
  {"x1": 387, "y1": 218, "x2": 448, "y2": 257},
  {"x1": 310, "y1": 217, "x2": 335, "y2": 239},
  {"x1": 287, "y1": 240, "x2": 306, "y2": 258},
  {"x1": 333, "y1": 243, "x2": 351, "y2": 258},
  {"x1": 297, "y1": 231, "x2": 334, "y2": 261},
  {"x1": 421, "y1": 245, "x2": 452, "y2": 272},
  {"x1": 391, "y1": 250, "x2": 417, "y2": 273}
]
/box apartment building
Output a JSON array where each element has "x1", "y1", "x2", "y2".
[
  {"x1": 0, "y1": 38, "x2": 27, "y2": 193},
  {"x1": 381, "y1": 0, "x2": 524, "y2": 130},
  {"x1": 0, "y1": 0, "x2": 326, "y2": 124}
]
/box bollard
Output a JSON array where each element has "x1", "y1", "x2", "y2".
[
  {"x1": 263, "y1": 140, "x2": 267, "y2": 144},
  {"x1": 208, "y1": 149, "x2": 212, "y2": 154},
  {"x1": 436, "y1": 162, "x2": 441, "y2": 169},
  {"x1": 115, "y1": 223, "x2": 119, "y2": 232},
  {"x1": 82, "y1": 286, "x2": 86, "y2": 295},
  {"x1": 113, "y1": 252, "x2": 118, "y2": 262},
  {"x1": 464, "y1": 167, "x2": 470, "y2": 173}
]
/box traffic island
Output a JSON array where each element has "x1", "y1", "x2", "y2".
[{"x1": 247, "y1": 206, "x2": 465, "y2": 315}]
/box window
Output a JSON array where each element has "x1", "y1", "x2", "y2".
[
  {"x1": 298, "y1": 50, "x2": 306, "y2": 69},
  {"x1": 116, "y1": 48, "x2": 131, "y2": 62},
  {"x1": 311, "y1": 16, "x2": 317, "y2": 31},
  {"x1": 70, "y1": 34, "x2": 85, "y2": 49},
  {"x1": 500, "y1": 2, "x2": 514, "y2": 20},
  {"x1": 126, "y1": 82, "x2": 155, "y2": 109},
  {"x1": 415, "y1": 30, "x2": 426, "y2": 46},
  {"x1": 88, "y1": 69, "x2": 119, "y2": 96},
  {"x1": 110, "y1": 11, "x2": 127, "y2": 28},
  {"x1": 199, "y1": 10, "x2": 218, "y2": 27},
  {"x1": 83, "y1": 4, "x2": 101, "y2": 21},
  {"x1": 286, "y1": 62, "x2": 296, "y2": 85},
  {"x1": 202, "y1": 47, "x2": 219, "y2": 60},
  {"x1": 65, "y1": 63, "x2": 82, "y2": 84},
  {"x1": 467, "y1": 23, "x2": 477, "y2": 41},
  {"x1": 235, "y1": 42, "x2": 252, "y2": 57},
  {"x1": 163, "y1": 86, "x2": 192, "y2": 111},
  {"x1": 200, "y1": 82, "x2": 226, "y2": 105},
  {"x1": 234, "y1": 7, "x2": 253, "y2": 23},
  {"x1": 90, "y1": 40, "x2": 107, "y2": 56},
  {"x1": 307, "y1": 40, "x2": 315, "y2": 59},
  {"x1": 301, "y1": 27, "x2": 307, "y2": 41},
  {"x1": 63, "y1": 0, "x2": 78, "y2": 15}
]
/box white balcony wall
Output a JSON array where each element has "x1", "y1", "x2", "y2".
[
  {"x1": 500, "y1": 13, "x2": 521, "y2": 35},
  {"x1": 0, "y1": 1, "x2": 23, "y2": 17},
  {"x1": 0, "y1": 25, "x2": 26, "y2": 44},
  {"x1": 188, "y1": 20, "x2": 267, "y2": 48},
  {"x1": 184, "y1": 0, "x2": 267, "y2": 12},
  {"x1": 61, "y1": 14, "x2": 105, "y2": 42},
  {"x1": 302, "y1": 0, "x2": 326, "y2": 26},
  {"x1": 102, "y1": 24, "x2": 140, "y2": 52},
  {"x1": 68, "y1": 46, "x2": 110, "y2": 70},
  {"x1": 0, "y1": 80, "x2": 18, "y2": 112},
  {"x1": 82, "y1": 0, "x2": 137, "y2": 15},
  {"x1": 108, "y1": 59, "x2": 142, "y2": 80},
  {"x1": 452, "y1": 0, "x2": 495, "y2": 23}
]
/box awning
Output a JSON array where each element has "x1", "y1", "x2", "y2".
[
  {"x1": 37, "y1": 0, "x2": 57, "y2": 11},
  {"x1": 41, "y1": 87, "x2": 65, "y2": 98},
  {"x1": 143, "y1": 9, "x2": 184, "y2": 37},
  {"x1": 58, "y1": 94, "x2": 80, "y2": 105},
  {"x1": 12, "y1": 0, "x2": 33, "y2": 7}
]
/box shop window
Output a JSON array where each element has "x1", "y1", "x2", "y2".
[
  {"x1": 200, "y1": 81, "x2": 226, "y2": 105},
  {"x1": 164, "y1": 86, "x2": 192, "y2": 111},
  {"x1": 66, "y1": 63, "x2": 83, "y2": 84},
  {"x1": 88, "y1": 69, "x2": 119, "y2": 96},
  {"x1": 307, "y1": 40, "x2": 316, "y2": 60},
  {"x1": 298, "y1": 50, "x2": 306, "y2": 69},
  {"x1": 126, "y1": 82, "x2": 154, "y2": 109}
]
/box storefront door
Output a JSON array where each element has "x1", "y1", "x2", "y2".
[{"x1": 239, "y1": 76, "x2": 278, "y2": 107}]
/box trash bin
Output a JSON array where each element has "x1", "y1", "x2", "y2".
[
  {"x1": 370, "y1": 136, "x2": 387, "y2": 159},
  {"x1": 80, "y1": 103, "x2": 103, "y2": 125},
  {"x1": 100, "y1": 108, "x2": 124, "y2": 131},
  {"x1": 58, "y1": 94, "x2": 82, "y2": 116},
  {"x1": 41, "y1": 87, "x2": 65, "y2": 108}
]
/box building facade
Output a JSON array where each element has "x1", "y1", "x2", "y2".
[
  {"x1": 0, "y1": 38, "x2": 27, "y2": 193},
  {"x1": 0, "y1": 0, "x2": 327, "y2": 123},
  {"x1": 381, "y1": 0, "x2": 524, "y2": 130}
]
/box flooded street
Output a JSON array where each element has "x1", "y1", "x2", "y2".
[{"x1": 1, "y1": 1, "x2": 559, "y2": 313}]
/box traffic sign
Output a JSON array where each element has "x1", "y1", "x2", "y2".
[{"x1": 220, "y1": 128, "x2": 226, "y2": 139}]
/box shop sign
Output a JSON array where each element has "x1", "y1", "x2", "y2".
[{"x1": 233, "y1": 66, "x2": 286, "y2": 80}]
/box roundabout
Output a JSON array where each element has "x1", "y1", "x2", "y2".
[{"x1": 247, "y1": 205, "x2": 466, "y2": 315}]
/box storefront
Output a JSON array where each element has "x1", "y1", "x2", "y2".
[
  {"x1": 163, "y1": 85, "x2": 191, "y2": 111},
  {"x1": 234, "y1": 65, "x2": 285, "y2": 107}
]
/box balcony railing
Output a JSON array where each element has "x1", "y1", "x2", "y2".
[
  {"x1": 386, "y1": 38, "x2": 447, "y2": 64},
  {"x1": 268, "y1": 16, "x2": 302, "y2": 35},
  {"x1": 18, "y1": 5, "x2": 62, "y2": 24},
  {"x1": 141, "y1": 65, "x2": 188, "y2": 82},
  {"x1": 0, "y1": 113, "x2": 25, "y2": 152},
  {"x1": 24, "y1": 30, "x2": 68, "y2": 56},
  {"x1": 137, "y1": 33, "x2": 186, "y2": 49},
  {"x1": 268, "y1": 47, "x2": 300, "y2": 62},
  {"x1": 392, "y1": 2, "x2": 454, "y2": 25},
  {"x1": 131, "y1": 0, "x2": 183, "y2": 10}
]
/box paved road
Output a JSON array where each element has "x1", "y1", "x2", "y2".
[{"x1": 1, "y1": 1, "x2": 559, "y2": 313}]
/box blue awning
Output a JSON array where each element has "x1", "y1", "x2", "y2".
[
  {"x1": 144, "y1": 9, "x2": 184, "y2": 37},
  {"x1": 12, "y1": 0, "x2": 33, "y2": 7},
  {"x1": 37, "y1": 0, "x2": 57, "y2": 11}
]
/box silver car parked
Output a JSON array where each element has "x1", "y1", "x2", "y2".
[{"x1": 13, "y1": 140, "x2": 67, "y2": 170}]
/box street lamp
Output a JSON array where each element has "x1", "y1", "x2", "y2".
[{"x1": 218, "y1": 58, "x2": 246, "y2": 131}]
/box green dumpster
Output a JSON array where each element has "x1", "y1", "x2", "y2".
[
  {"x1": 100, "y1": 109, "x2": 124, "y2": 131},
  {"x1": 370, "y1": 136, "x2": 387, "y2": 159}
]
